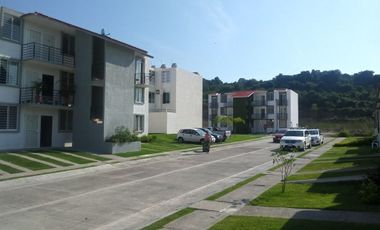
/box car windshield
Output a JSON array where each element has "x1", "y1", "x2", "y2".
[
  {"x1": 197, "y1": 129, "x2": 206, "y2": 135},
  {"x1": 309, "y1": 130, "x2": 319, "y2": 135},
  {"x1": 284, "y1": 130, "x2": 304, "y2": 137}
]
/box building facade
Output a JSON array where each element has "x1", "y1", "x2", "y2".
[
  {"x1": 148, "y1": 63, "x2": 202, "y2": 134},
  {"x1": 0, "y1": 7, "x2": 151, "y2": 153},
  {"x1": 208, "y1": 89, "x2": 298, "y2": 133}
]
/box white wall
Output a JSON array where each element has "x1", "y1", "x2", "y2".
[
  {"x1": 288, "y1": 89, "x2": 299, "y2": 128},
  {"x1": 0, "y1": 39, "x2": 21, "y2": 59},
  {"x1": 149, "y1": 112, "x2": 177, "y2": 133}
]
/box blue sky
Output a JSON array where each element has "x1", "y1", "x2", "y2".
[{"x1": 1, "y1": 0, "x2": 379, "y2": 82}]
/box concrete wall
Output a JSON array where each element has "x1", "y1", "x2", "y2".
[
  {"x1": 288, "y1": 89, "x2": 299, "y2": 128},
  {"x1": 72, "y1": 31, "x2": 104, "y2": 152},
  {"x1": 149, "y1": 112, "x2": 177, "y2": 133}
]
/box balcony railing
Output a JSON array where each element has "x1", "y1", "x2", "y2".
[
  {"x1": 277, "y1": 113, "x2": 288, "y2": 120},
  {"x1": 22, "y1": 42, "x2": 75, "y2": 68},
  {"x1": 135, "y1": 73, "x2": 149, "y2": 87},
  {"x1": 209, "y1": 102, "x2": 219, "y2": 108},
  {"x1": 276, "y1": 99, "x2": 287, "y2": 106},
  {"x1": 150, "y1": 108, "x2": 176, "y2": 113},
  {"x1": 252, "y1": 113, "x2": 267, "y2": 120},
  {"x1": 253, "y1": 100, "x2": 266, "y2": 106},
  {"x1": 20, "y1": 87, "x2": 74, "y2": 107}
]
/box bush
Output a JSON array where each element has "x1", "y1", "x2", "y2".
[
  {"x1": 140, "y1": 135, "x2": 156, "y2": 143},
  {"x1": 360, "y1": 169, "x2": 380, "y2": 204},
  {"x1": 337, "y1": 130, "x2": 350, "y2": 137},
  {"x1": 107, "y1": 126, "x2": 138, "y2": 143}
]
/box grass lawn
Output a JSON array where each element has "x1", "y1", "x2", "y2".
[
  {"x1": 209, "y1": 216, "x2": 380, "y2": 230},
  {"x1": 287, "y1": 169, "x2": 372, "y2": 181},
  {"x1": 207, "y1": 174, "x2": 264, "y2": 201},
  {"x1": 299, "y1": 158, "x2": 380, "y2": 172},
  {"x1": 30, "y1": 151, "x2": 96, "y2": 164},
  {"x1": 0, "y1": 154, "x2": 53, "y2": 171},
  {"x1": 0, "y1": 163, "x2": 23, "y2": 174},
  {"x1": 318, "y1": 146, "x2": 374, "y2": 159},
  {"x1": 117, "y1": 134, "x2": 265, "y2": 158},
  {"x1": 251, "y1": 182, "x2": 380, "y2": 212},
  {"x1": 16, "y1": 152, "x2": 73, "y2": 167},
  {"x1": 57, "y1": 150, "x2": 111, "y2": 161},
  {"x1": 141, "y1": 208, "x2": 195, "y2": 230}
]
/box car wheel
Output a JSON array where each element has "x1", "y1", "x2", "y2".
[{"x1": 178, "y1": 137, "x2": 184, "y2": 143}]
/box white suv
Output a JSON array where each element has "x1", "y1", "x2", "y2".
[{"x1": 280, "y1": 129, "x2": 311, "y2": 151}]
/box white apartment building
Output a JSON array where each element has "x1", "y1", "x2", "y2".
[
  {"x1": 208, "y1": 89, "x2": 298, "y2": 133},
  {"x1": 0, "y1": 7, "x2": 151, "y2": 153},
  {"x1": 148, "y1": 63, "x2": 202, "y2": 134}
]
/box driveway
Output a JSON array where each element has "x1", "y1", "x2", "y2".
[{"x1": 0, "y1": 137, "x2": 279, "y2": 230}]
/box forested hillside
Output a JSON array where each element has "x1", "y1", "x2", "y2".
[{"x1": 203, "y1": 70, "x2": 380, "y2": 121}]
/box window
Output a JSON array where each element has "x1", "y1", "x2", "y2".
[
  {"x1": 149, "y1": 70, "x2": 155, "y2": 85},
  {"x1": 90, "y1": 86, "x2": 104, "y2": 123},
  {"x1": 221, "y1": 94, "x2": 227, "y2": 103},
  {"x1": 135, "y1": 88, "x2": 144, "y2": 104},
  {"x1": 163, "y1": 92, "x2": 170, "y2": 104},
  {"x1": 135, "y1": 57, "x2": 144, "y2": 84},
  {"x1": 60, "y1": 71, "x2": 74, "y2": 91},
  {"x1": 59, "y1": 110, "x2": 73, "y2": 131},
  {"x1": 267, "y1": 105, "x2": 274, "y2": 114},
  {"x1": 149, "y1": 92, "x2": 155, "y2": 103},
  {"x1": 220, "y1": 107, "x2": 226, "y2": 115},
  {"x1": 134, "y1": 115, "x2": 144, "y2": 132},
  {"x1": 0, "y1": 105, "x2": 18, "y2": 130},
  {"x1": 0, "y1": 59, "x2": 18, "y2": 86},
  {"x1": 267, "y1": 92, "x2": 274, "y2": 101},
  {"x1": 1, "y1": 13, "x2": 20, "y2": 41},
  {"x1": 161, "y1": 71, "x2": 170, "y2": 83}
]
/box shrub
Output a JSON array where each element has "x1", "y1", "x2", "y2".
[
  {"x1": 337, "y1": 130, "x2": 350, "y2": 137},
  {"x1": 140, "y1": 135, "x2": 156, "y2": 143},
  {"x1": 360, "y1": 168, "x2": 380, "y2": 204},
  {"x1": 107, "y1": 126, "x2": 138, "y2": 143}
]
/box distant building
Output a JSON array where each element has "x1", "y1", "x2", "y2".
[
  {"x1": 148, "y1": 64, "x2": 202, "y2": 133},
  {"x1": 208, "y1": 89, "x2": 298, "y2": 133}
]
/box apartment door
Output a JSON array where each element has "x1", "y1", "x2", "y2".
[
  {"x1": 40, "y1": 116, "x2": 52, "y2": 147},
  {"x1": 42, "y1": 75, "x2": 54, "y2": 104},
  {"x1": 25, "y1": 114, "x2": 39, "y2": 148}
]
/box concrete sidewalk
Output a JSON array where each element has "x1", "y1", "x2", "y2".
[{"x1": 161, "y1": 138, "x2": 344, "y2": 230}]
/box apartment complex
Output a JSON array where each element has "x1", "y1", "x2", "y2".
[
  {"x1": 148, "y1": 63, "x2": 202, "y2": 133},
  {"x1": 208, "y1": 89, "x2": 298, "y2": 133},
  {"x1": 0, "y1": 7, "x2": 151, "y2": 153}
]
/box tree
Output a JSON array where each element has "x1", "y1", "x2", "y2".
[
  {"x1": 272, "y1": 151, "x2": 296, "y2": 193},
  {"x1": 213, "y1": 115, "x2": 245, "y2": 127}
]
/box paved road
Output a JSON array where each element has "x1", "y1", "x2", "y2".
[{"x1": 0, "y1": 137, "x2": 278, "y2": 230}]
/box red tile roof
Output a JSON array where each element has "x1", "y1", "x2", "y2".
[{"x1": 230, "y1": 90, "x2": 255, "y2": 98}]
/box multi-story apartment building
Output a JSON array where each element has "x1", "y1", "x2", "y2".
[
  {"x1": 0, "y1": 7, "x2": 151, "y2": 153},
  {"x1": 208, "y1": 89, "x2": 298, "y2": 133},
  {"x1": 148, "y1": 63, "x2": 202, "y2": 133}
]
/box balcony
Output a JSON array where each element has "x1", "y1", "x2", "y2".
[
  {"x1": 135, "y1": 73, "x2": 149, "y2": 87},
  {"x1": 276, "y1": 99, "x2": 287, "y2": 106},
  {"x1": 277, "y1": 113, "x2": 288, "y2": 120},
  {"x1": 253, "y1": 100, "x2": 266, "y2": 106},
  {"x1": 22, "y1": 42, "x2": 75, "y2": 68},
  {"x1": 209, "y1": 102, "x2": 219, "y2": 108},
  {"x1": 252, "y1": 113, "x2": 267, "y2": 120},
  {"x1": 20, "y1": 87, "x2": 74, "y2": 108}
]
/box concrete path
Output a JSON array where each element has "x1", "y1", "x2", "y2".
[
  {"x1": 161, "y1": 138, "x2": 342, "y2": 230},
  {"x1": 236, "y1": 206, "x2": 380, "y2": 224},
  {"x1": 0, "y1": 137, "x2": 280, "y2": 230}
]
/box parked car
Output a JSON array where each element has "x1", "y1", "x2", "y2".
[
  {"x1": 177, "y1": 129, "x2": 206, "y2": 143},
  {"x1": 208, "y1": 127, "x2": 231, "y2": 141},
  {"x1": 198, "y1": 128, "x2": 223, "y2": 143},
  {"x1": 309, "y1": 129, "x2": 324, "y2": 146},
  {"x1": 280, "y1": 129, "x2": 311, "y2": 151},
  {"x1": 273, "y1": 129, "x2": 287, "y2": 143}
]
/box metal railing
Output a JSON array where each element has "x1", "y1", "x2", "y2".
[
  {"x1": 277, "y1": 113, "x2": 288, "y2": 120},
  {"x1": 20, "y1": 87, "x2": 74, "y2": 107},
  {"x1": 135, "y1": 73, "x2": 149, "y2": 87},
  {"x1": 209, "y1": 102, "x2": 219, "y2": 108},
  {"x1": 276, "y1": 99, "x2": 287, "y2": 106},
  {"x1": 150, "y1": 108, "x2": 176, "y2": 113},
  {"x1": 22, "y1": 42, "x2": 75, "y2": 68}
]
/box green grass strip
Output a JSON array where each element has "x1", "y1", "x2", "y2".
[
  {"x1": 141, "y1": 208, "x2": 195, "y2": 230},
  {"x1": 209, "y1": 216, "x2": 380, "y2": 230},
  {"x1": 0, "y1": 154, "x2": 53, "y2": 171},
  {"x1": 55, "y1": 150, "x2": 111, "y2": 161},
  {"x1": 17, "y1": 152, "x2": 72, "y2": 166},
  {"x1": 206, "y1": 173, "x2": 264, "y2": 201},
  {"x1": 33, "y1": 151, "x2": 95, "y2": 164},
  {"x1": 0, "y1": 162, "x2": 23, "y2": 174}
]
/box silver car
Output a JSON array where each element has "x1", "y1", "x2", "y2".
[{"x1": 177, "y1": 129, "x2": 206, "y2": 143}]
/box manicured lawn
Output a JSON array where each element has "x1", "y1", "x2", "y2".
[
  {"x1": 17, "y1": 152, "x2": 73, "y2": 167},
  {"x1": 207, "y1": 174, "x2": 264, "y2": 201},
  {"x1": 31, "y1": 151, "x2": 95, "y2": 164},
  {"x1": 299, "y1": 158, "x2": 380, "y2": 172},
  {"x1": 251, "y1": 182, "x2": 380, "y2": 212},
  {"x1": 141, "y1": 208, "x2": 195, "y2": 230},
  {"x1": 117, "y1": 134, "x2": 265, "y2": 158},
  {"x1": 0, "y1": 154, "x2": 53, "y2": 171},
  {"x1": 287, "y1": 169, "x2": 372, "y2": 181},
  {"x1": 57, "y1": 150, "x2": 111, "y2": 161},
  {"x1": 0, "y1": 163, "x2": 23, "y2": 174},
  {"x1": 318, "y1": 146, "x2": 374, "y2": 159},
  {"x1": 210, "y1": 216, "x2": 380, "y2": 230}
]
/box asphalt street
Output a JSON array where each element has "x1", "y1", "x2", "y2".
[{"x1": 0, "y1": 137, "x2": 279, "y2": 230}]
